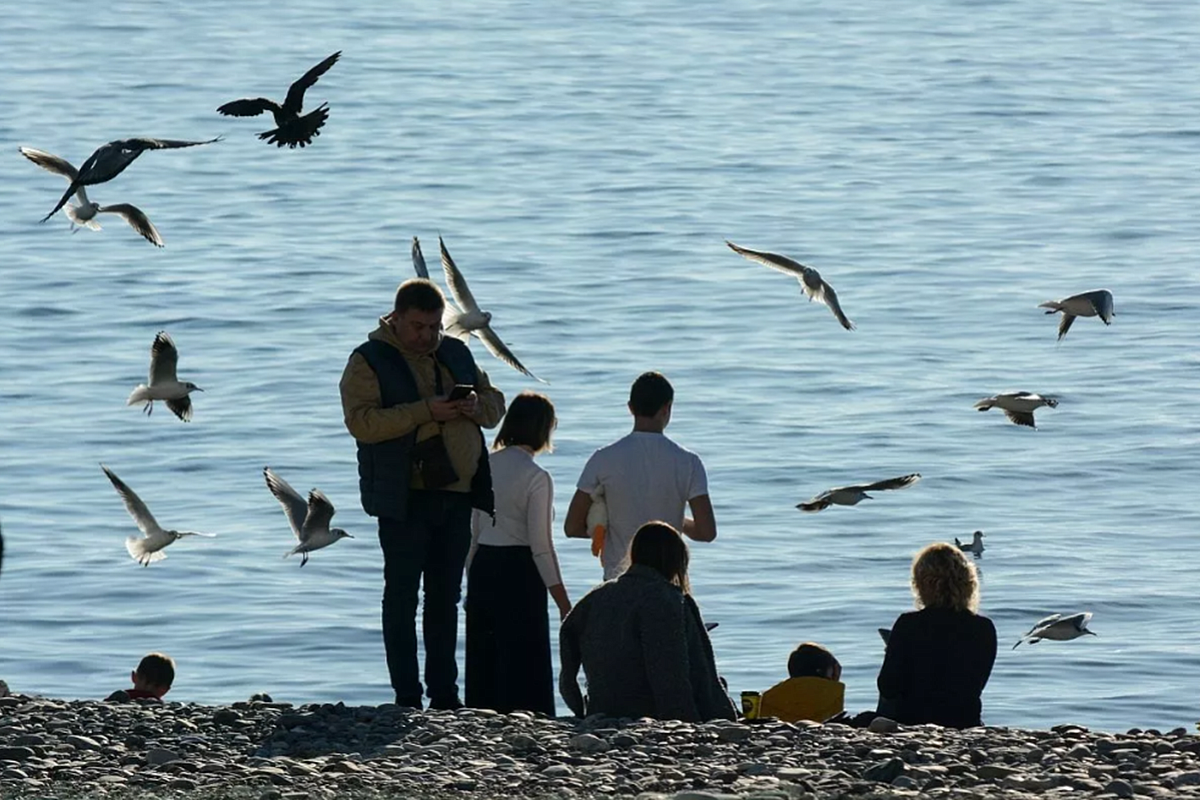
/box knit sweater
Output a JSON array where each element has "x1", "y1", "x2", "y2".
[{"x1": 559, "y1": 565, "x2": 736, "y2": 722}]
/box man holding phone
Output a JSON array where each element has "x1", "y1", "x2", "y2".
[{"x1": 340, "y1": 278, "x2": 505, "y2": 710}]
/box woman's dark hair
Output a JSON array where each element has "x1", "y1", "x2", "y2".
[
  {"x1": 494, "y1": 392, "x2": 556, "y2": 453},
  {"x1": 629, "y1": 521, "x2": 690, "y2": 593},
  {"x1": 393, "y1": 278, "x2": 445, "y2": 314},
  {"x1": 628, "y1": 371, "x2": 674, "y2": 417}
]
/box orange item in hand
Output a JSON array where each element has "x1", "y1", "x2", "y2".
[{"x1": 590, "y1": 525, "x2": 606, "y2": 558}]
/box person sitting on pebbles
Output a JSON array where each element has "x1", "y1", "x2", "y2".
[
  {"x1": 758, "y1": 641, "x2": 845, "y2": 723},
  {"x1": 558, "y1": 521, "x2": 735, "y2": 722},
  {"x1": 105, "y1": 652, "x2": 175, "y2": 702}
]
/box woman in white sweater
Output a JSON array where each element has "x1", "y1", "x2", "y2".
[{"x1": 465, "y1": 392, "x2": 570, "y2": 714}]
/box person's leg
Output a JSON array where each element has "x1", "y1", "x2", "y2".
[
  {"x1": 378, "y1": 503, "x2": 433, "y2": 706},
  {"x1": 493, "y1": 548, "x2": 554, "y2": 714},
  {"x1": 464, "y1": 546, "x2": 500, "y2": 710},
  {"x1": 421, "y1": 494, "x2": 473, "y2": 706}
]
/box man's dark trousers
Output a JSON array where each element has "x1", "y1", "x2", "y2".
[{"x1": 378, "y1": 490, "x2": 473, "y2": 706}]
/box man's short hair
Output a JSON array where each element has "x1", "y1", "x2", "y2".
[
  {"x1": 787, "y1": 642, "x2": 837, "y2": 679},
  {"x1": 629, "y1": 371, "x2": 674, "y2": 417},
  {"x1": 394, "y1": 279, "x2": 446, "y2": 314},
  {"x1": 136, "y1": 653, "x2": 176, "y2": 689}
]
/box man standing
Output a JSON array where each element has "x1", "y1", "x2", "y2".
[
  {"x1": 564, "y1": 372, "x2": 716, "y2": 579},
  {"x1": 340, "y1": 278, "x2": 505, "y2": 709}
]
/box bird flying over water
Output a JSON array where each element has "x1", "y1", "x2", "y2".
[
  {"x1": 37, "y1": 136, "x2": 222, "y2": 223},
  {"x1": 796, "y1": 473, "x2": 921, "y2": 512},
  {"x1": 1013, "y1": 612, "x2": 1096, "y2": 649},
  {"x1": 217, "y1": 51, "x2": 341, "y2": 148},
  {"x1": 412, "y1": 236, "x2": 429, "y2": 278},
  {"x1": 974, "y1": 391, "x2": 1057, "y2": 429},
  {"x1": 263, "y1": 468, "x2": 352, "y2": 567},
  {"x1": 126, "y1": 332, "x2": 203, "y2": 422},
  {"x1": 20, "y1": 147, "x2": 164, "y2": 246},
  {"x1": 439, "y1": 236, "x2": 548, "y2": 383},
  {"x1": 725, "y1": 240, "x2": 855, "y2": 330},
  {"x1": 956, "y1": 530, "x2": 985, "y2": 558},
  {"x1": 1038, "y1": 289, "x2": 1114, "y2": 341},
  {"x1": 101, "y1": 465, "x2": 214, "y2": 566}
]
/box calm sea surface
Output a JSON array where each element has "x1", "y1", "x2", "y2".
[{"x1": 3, "y1": 0, "x2": 1199, "y2": 732}]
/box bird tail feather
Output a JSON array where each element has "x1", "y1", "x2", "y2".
[{"x1": 127, "y1": 385, "x2": 151, "y2": 405}]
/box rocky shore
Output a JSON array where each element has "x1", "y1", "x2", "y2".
[{"x1": 2, "y1": 692, "x2": 1200, "y2": 800}]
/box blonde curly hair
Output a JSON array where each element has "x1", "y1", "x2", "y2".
[{"x1": 911, "y1": 542, "x2": 979, "y2": 612}]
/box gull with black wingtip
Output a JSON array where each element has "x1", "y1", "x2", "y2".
[
  {"x1": 264, "y1": 467, "x2": 353, "y2": 566},
  {"x1": 126, "y1": 332, "x2": 203, "y2": 422},
  {"x1": 797, "y1": 473, "x2": 921, "y2": 512},
  {"x1": 101, "y1": 465, "x2": 214, "y2": 566},
  {"x1": 726, "y1": 240, "x2": 855, "y2": 330}
]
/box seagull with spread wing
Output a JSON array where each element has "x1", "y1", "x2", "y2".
[
  {"x1": 1038, "y1": 289, "x2": 1114, "y2": 341},
  {"x1": 796, "y1": 473, "x2": 921, "y2": 512},
  {"x1": 974, "y1": 391, "x2": 1057, "y2": 429},
  {"x1": 264, "y1": 467, "x2": 352, "y2": 566},
  {"x1": 1013, "y1": 612, "x2": 1096, "y2": 649},
  {"x1": 218, "y1": 51, "x2": 341, "y2": 148},
  {"x1": 726, "y1": 240, "x2": 855, "y2": 330},
  {"x1": 37, "y1": 136, "x2": 222, "y2": 223},
  {"x1": 412, "y1": 236, "x2": 429, "y2": 278},
  {"x1": 20, "y1": 147, "x2": 164, "y2": 246},
  {"x1": 101, "y1": 465, "x2": 214, "y2": 566},
  {"x1": 126, "y1": 332, "x2": 203, "y2": 422},
  {"x1": 439, "y1": 236, "x2": 548, "y2": 383}
]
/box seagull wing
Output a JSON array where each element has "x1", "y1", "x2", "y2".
[
  {"x1": 149, "y1": 331, "x2": 180, "y2": 384},
  {"x1": 19, "y1": 147, "x2": 79, "y2": 180},
  {"x1": 165, "y1": 395, "x2": 193, "y2": 422},
  {"x1": 102, "y1": 465, "x2": 162, "y2": 536},
  {"x1": 813, "y1": 276, "x2": 855, "y2": 330},
  {"x1": 264, "y1": 467, "x2": 308, "y2": 539},
  {"x1": 439, "y1": 236, "x2": 481, "y2": 313},
  {"x1": 98, "y1": 203, "x2": 163, "y2": 247},
  {"x1": 123, "y1": 136, "x2": 223, "y2": 151},
  {"x1": 860, "y1": 473, "x2": 921, "y2": 493},
  {"x1": 725, "y1": 240, "x2": 807, "y2": 278},
  {"x1": 1057, "y1": 313, "x2": 1076, "y2": 341},
  {"x1": 477, "y1": 325, "x2": 548, "y2": 383},
  {"x1": 411, "y1": 236, "x2": 429, "y2": 278},
  {"x1": 217, "y1": 97, "x2": 280, "y2": 117},
  {"x1": 1068, "y1": 611, "x2": 1093, "y2": 629},
  {"x1": 1003, "y1": 409, "x2": 1037, "y2": 428},
  {"x1": 1028, "y1": 613, "x2": 1064, "y2": 633},
  {"x1": 304, "y1": 489, "x2": 337, "y2": 537},
  {"x1": 796, "y1": 490, "x2": 834, "y2": 512},
  {"x1": 283, "y1": 51, "x2": 341, "y2": 116}
]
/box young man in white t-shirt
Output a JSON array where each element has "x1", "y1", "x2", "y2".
[{"x1": 564, "y1": 372, "x2": 717, "y2": 579}]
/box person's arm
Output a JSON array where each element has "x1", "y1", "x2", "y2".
[
  {"x1": 558, "y1": 605, "x2": 586, "y2": 717},
  {"x1": 641, "y1": 594, "x2": 701, "y2": 722},
  {"x1": 339, "y1": 353, "x2": 435, "y2": 443},
  {"x1": 876, "y1": 614, "x2": 908, "y2": 701},
  {"x1": 564, "y1": 489, "x2": 593, "y2": 539},
  {"x1": 527, "y1": 470, "x2": 571, "y2": 619},
  {"x1": 466, "y1": 508, "x2": 482, "y2": 574},
  {"x1": 971, "y1": 616, "x2": 998, "y2": 695},
  {"x1": 460, "y1": 364, "x2": 505, "y2": 429},
  {"x1": 681, "y1": 494, "x2": 717, "y2": 543}
]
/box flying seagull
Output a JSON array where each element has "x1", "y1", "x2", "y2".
[
  {"x1": 263, "y1": 467, "x2": 352, "y2": 566},
  {"x1": 101, "y1": 465, "x2": 214, "y2": 566},
  {"x1": 974, "y1": 391, "x2": 1057, "y2": 429},
  {"x1": 1038, "y1": 289, "x2": 1115, "y2": 341},
  {"x1": 126, "y1": 331, "x2": 203, "y2": 422},
  {"x1": 217, "y1": 51, "x2": 341, "y2": 148},
  {"x1": 956, "y1": 530, "x2": 985, "y2": 558},
  {"x1": 725, "y1": 240, "x2": 855, "y2": 330},
  {"x1": 20, "y1": 147, "x2": 163, "y2": 246},
  {"x1": 412, "y1": 236, "x2": 429, "y2": 278},
  {"x1": 439, "y1": 236, "x2": 548, "y2": 383},
  {"x1": 38, "y1": 136, "x2": 222, "y2": 223},
  {"x1": 796, "y1": 473, "x2": 921, "y2": 512},
  {"x1": 1013, "y1": 612, "x2": 1096, "y2": 649}
]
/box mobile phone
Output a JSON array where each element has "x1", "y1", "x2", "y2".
[
  {"x1": 447, "y1": 384, "x2": 475, "y2": 402},
  {"x1": 705, "y1": 621, "x2": 719, "y2": 632}
]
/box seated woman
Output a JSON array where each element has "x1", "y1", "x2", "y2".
[
  {"x1": 759, "y1": 642, "x2": 845, "y2": 722},
  {"x1": 559, "y1": 522, "x2": 735, "y2": 722},
  {"x1": 877, "y1": 542, "x2": 996, "y2": 728}
]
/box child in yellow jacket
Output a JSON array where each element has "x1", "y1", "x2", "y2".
[{"x1": 759, "y1": 642, "x2": 845, "y2": 723}]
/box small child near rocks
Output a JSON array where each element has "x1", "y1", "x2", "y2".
[
  {"x1": 105, "y1": 652, "x2": 175, "y2": 702},
  {"x1": 758, "y1": 642, "x2": 845, "y2": 723}
]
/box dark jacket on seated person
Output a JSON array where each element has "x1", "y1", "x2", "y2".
[
  {"x1": 559, "y1": 564, "x2": 736, "y2": 722},
  {"x1": 877, "y1": 607, "x2": 996, "y2": 728}
]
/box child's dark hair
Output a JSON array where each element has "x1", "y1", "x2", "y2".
[
  {"x1": 787, "y1": 642, "x2": 838, "y2": 679},
  {"x1": 136, "y1": 652, "x2": 176, "y2": 689}
]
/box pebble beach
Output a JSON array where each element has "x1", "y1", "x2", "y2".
[{"x1": 3, "y1": 691, "x2": 1200, "y2": 800}]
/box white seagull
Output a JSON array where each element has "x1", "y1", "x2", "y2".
[
  {"x1": 1038, "y1": 289, "x2": 1114, "y2": 341},
  {"x1": 955, "y1": 530, "x2": 985, "y2": 558},
  {"x1": 20, "y1": 147, "x2": 164, "y2": 246},
  {"x1": 974, "y1": 391, "x2": 1057, "y2": 429},
  {"x1": 412, "y1": 236, "x2": 429, "y2": 279},
  {"x1": 725, "y1": 240, "x2": 855, "y2": 331},
  {"x1": 263, "y1": 467, "x2": 352, "y2": 566},
  {"x1": 1013, "y1": 612, "x2": 1097, "y2": 649},
  {"x1": 127, "y1": 332, "x2": 203, "y2": 421},
  {"x1": 797, "y1": 473, "x2": 921, "y2": 512},
  {"x1": 101, "y1": 465, "x2": 214, "y2": 566},
  {"x1": 439, "y1": 236, "x2": 548, "y2": 383}
]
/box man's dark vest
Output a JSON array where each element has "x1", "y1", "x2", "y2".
[{"x1": 353, "y1": 336, "x2": 494, "y2": 521}]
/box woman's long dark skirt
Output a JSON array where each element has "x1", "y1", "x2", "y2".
[{"x1": 465, "y1": 544, "x2": 554, "y2": 714}]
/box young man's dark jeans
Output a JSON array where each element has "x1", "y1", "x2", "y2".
[{"x1": 378, "y1": 490, "x2": 473, "y2": 708}]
